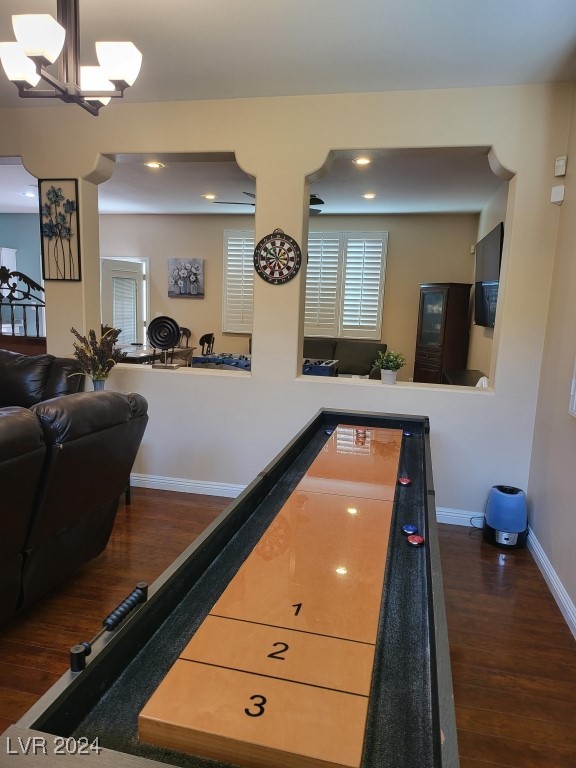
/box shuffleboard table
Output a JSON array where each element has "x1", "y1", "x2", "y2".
[{"x1": 1, "y1": 409, "x2": 458, "y2": 768}]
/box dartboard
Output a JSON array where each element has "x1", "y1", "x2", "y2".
[{"x1": 253, "y1": 228, "x2": 302, "y2": 284}]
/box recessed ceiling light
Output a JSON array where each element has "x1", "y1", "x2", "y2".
[
  {"x1": 353, "y1": 157, "x2": 371, "y2": 166},
  {"x1": 144, "y1": 161, "x2": 165, "y2": 169},
  {"x1": 363, "y1": 193, "x2": 376, "y2": 199},
  {"x1": 202, "y1": 194, "x2": 216, "y2": 200},
  {"x1": 22, "y1": 191, "x2": 36, "y2": 198}
]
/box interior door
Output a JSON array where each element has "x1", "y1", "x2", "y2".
[{"x1": 100, "y1": 258, "x2": 146, "y2": 344}]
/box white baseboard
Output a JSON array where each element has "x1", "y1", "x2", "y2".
[
  {"x1": 435, "y1": 506, "x2": 482, "y2": 528},
  {"x1": 130, "y1": 473, "x2": 244, "y2": 499},
  {"x1": 527, "y1": 528, "x2": 576, "y2": 641}
]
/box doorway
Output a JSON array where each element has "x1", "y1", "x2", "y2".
[{"x1": 100, "y1": 257, "x2": 148, "y2": 344}]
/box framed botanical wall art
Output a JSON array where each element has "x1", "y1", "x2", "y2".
[
  {"x1": 39, "y1": 179, "x2": 81, "y2": 281},
  {"x1": 168, "y1": 258, "x2": 205, "y2": 298}
]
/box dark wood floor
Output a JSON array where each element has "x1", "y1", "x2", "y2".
[{"x1": 0, "y1": 488, "x2": 574, "y2": 767}]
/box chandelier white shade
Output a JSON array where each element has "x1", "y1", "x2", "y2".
[
  {"x1": 0, "y1": 1, "x2": 142, "y2": 116},
  {"x1": 12, "y1": 14, "x2": 66, "y2": 63},
  {"x1": 80, "y1": 66, "x2": 114, "y2": 105},
  {"x1": 0, "y1": 42, "x2": 41, "y2": 87},
  {"x1": 96, "y1": 42, "x2": 142, "y2": 87}
]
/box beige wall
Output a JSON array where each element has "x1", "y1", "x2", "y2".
[
  {"x1": 100, "y1": 212, "x2": 479, "y2": 375},
  {"x1": 528, "y1": 86, "x2": 576, "y2": 615},
  {"x1": 99, "y1": 214, "x2": 255, "y2": 356},
  {"x1": 1, "y1": 84, "x2": 573, "y2": 615}
]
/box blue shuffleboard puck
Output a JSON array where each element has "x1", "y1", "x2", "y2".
[{"x1": 402, "y1": 524, "x2": 419, "y2": 536}]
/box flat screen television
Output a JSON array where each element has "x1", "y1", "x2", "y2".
[{"x1": 474, "y1": 222, "x2": 504, "y2": 328}]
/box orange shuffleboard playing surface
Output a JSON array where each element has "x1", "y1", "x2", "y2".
[{"x1": 139, "y1": 425, "x2": 403, "y2": 768}]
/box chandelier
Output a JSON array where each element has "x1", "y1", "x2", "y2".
[{"x1": 0, "y1": 1, "x2": 142, "y2": 116}]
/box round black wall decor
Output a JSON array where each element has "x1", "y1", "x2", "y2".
[{"x1": 147, "y1": 316, "x2": 180, "y2": 349}]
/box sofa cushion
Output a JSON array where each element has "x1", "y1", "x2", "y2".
[
  {"x1": 334, "y1": 339, "x2": 387, "y2": 376},
  {"x1": 303, "y1": 338, "x2": 337, "y2": 360},
  {"x1": 44, "y1": 358, "x2": 83, "y2": 400},
  {"x1": 0, "y1": 350, "x2": 54, "y2": 407}
]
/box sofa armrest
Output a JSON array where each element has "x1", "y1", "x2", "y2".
[
  {"x1": 31, "y1": 390, "x2": 147, "y2": 443},
  {"x1": 0, "y1": 406, "x2": 46, "y2": 625},
  {"x1": 22, "y1": 391, "x2": 149, "y2": 609}
]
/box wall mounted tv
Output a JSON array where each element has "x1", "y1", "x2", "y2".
[{"x1": 474, "y1": 222, "x2": 504, "y2": 328}]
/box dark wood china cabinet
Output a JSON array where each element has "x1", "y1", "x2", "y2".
[{"x1": 413, "y1": 283, "x2": 472, "y2": 383}]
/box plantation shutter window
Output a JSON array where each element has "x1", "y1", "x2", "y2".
[
  {"x1": 223, "y1": 230, "x2": 254, "y2": 333},
  {"x1": 112, "y1": 276, "x2": 137, "y2": 345},
  {"x1": 304, "y1": 231, "x2": 387, "y2": 340},
  {"x1": 341, "y1": 232, "x2": 387, "y2": 339},
  {"x1": 224, "y1": 229, "x2": 387, "y2": 339},
  {"x1": 304, "y1": 233, "x2": 341, "y2": 337}
]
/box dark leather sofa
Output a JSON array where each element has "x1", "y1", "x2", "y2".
[
  {"x1": 0, "y1": 350, "x2": 149, "y2": 626},
  {"x1": 0, "y1": 348, "x2": 83, "y2": 406},
  {"x1": 303, "y1": 337, "x2": 387, "y2": 377}
]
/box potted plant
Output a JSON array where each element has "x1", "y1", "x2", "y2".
[
  {"x1": 70, "y1": 326, "x2": 126, "y2": 389},
  {"x1": 374, "y1": 349, "x2": 406, "y2": 384}
]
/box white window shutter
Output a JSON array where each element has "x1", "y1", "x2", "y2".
[
  {"x1": 112, "y1": 276, "x2": 137, "y2": 344},
  {"x1": 223, "y1": 231, "x2": 254, "y2": 333},
  {"x1": 341, "y1": 232, "x2": 387, "y2": 339},
  {"x1": 304, "y1": 233, "x2": 341, "y2": 337}
]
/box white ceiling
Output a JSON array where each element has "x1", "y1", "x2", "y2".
[{"x1": 1, "y1": 0, "x2": 576, "y2": 215}]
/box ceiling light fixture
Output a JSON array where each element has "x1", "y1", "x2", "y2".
[
  {"x1": 363, "y1": 193, "x2": 376, "y2": 199},
  {"x1": 202, "y1": 194, "x2": 216, "y2": 200},
  {"x1": 0, "y1": 1, "x2": 141, "y2": 116},
  {"x1": 145, "y1": 161, "x2": 165, "y2": 169},
  {"x1": 353, "y1": 157, "x2": 371, "y2": 166}
]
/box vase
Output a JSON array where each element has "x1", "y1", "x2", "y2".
[
  {"x1": 92, "y1": 379, "x2": 106, "y2": 391},
  {"x1": 380, "y1": 369, "x2": 397, "y2": 384}
]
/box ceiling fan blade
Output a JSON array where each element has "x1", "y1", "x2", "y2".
[
  {"x1": 310, "y1": 194, "x2": 324, "y2": 205},
  {"x1": 309, "y1": 208, "x2": 322, "y2": 215},
  {"x1": 212, "y1": 201, "x2": 255, "y2": 205},
  {"x1": 243, "y1": 192, "x2": 256, "y2": 199}
]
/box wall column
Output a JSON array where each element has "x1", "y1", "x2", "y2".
[{"x1": 20, "y1": 154, "x2": 115, "y2": 356}]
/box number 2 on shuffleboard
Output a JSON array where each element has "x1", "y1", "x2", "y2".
[{"x1": 267, "y1": 642, "x2": 289, "y2": 660}]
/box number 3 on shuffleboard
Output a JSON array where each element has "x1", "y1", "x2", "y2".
[{"x1": 244, "y1": 694, "x2": 267, "y2": 717}]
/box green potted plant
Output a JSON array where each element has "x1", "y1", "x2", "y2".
[
  {"x1": 70, "y1": 326, "x2": 126, "y2": 389},
  {"x1": 374, "y1": 349, "x2": 406, "y2": 384}
]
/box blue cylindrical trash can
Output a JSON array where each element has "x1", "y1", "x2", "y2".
[{"x1": 483, "y1": 485, "x2": 528, "y2": 549}]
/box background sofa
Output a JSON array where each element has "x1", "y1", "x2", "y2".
[
  {"x1": 303, "y1": 337, "x2": 387, "y2": 377},
  {"x1": 0, "y1": 355, "x2": 149, "y2": 625}
]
